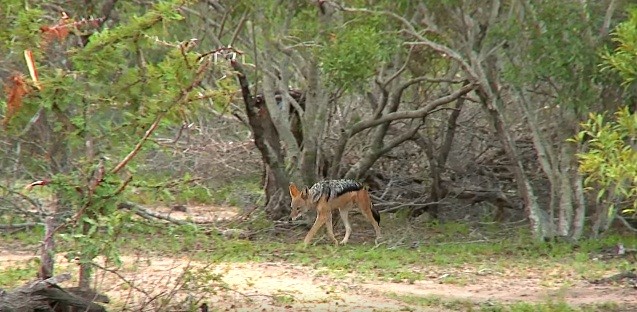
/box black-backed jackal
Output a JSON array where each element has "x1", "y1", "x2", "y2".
[{"x1": 288, "y1": 179, "x2": 382, "y2": 246}]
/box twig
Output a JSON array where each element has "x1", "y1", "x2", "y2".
[
  {"x1": 377, "y1": 201, "x2": 442, "y2": 213},
  {"x1": 172, "y1": 122, "x2": 191, "y2": 144},
  {"x1": 28, "y1": 273, "x2": 72, "y2": 290},
  {"x1": 90, "y1": 261, "x2": 152, "y2": 298},
  {"x1": 155, "y1": 261, "x2": 201, "y2": 310},
  {"x1": 616, "y1": 215, "x2": 637, "y2": 232},
  {"x1": 428, "y1": 239, "x2": 493, "y2": 246},
  {"x1": 0, "y1": 185, "x2": 46, "y2": 216},
  {"x1": 112, "y1": 175, "x2": 133, "y2": 196},
  {"x1": 197, "y1": 46, "x2": 245, "y2": 62},
  {"x1": 111, "y1": 113, "x2": 165, "y2": 174}
]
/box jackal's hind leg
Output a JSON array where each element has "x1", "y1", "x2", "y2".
[
  {"x1": 358, "y1": 197, "x2": 382, "y2": 243},
  {"x1": 339, "y1": 209, "x2": 352, "y2": 245}
]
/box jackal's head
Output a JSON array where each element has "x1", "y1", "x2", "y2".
[{"x1": 289, "y1": 183, "x2": 310, "y2": 220}]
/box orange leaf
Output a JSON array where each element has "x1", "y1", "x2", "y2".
[
  {"x1": 40, "y1": 12, "x2": 71, "y2": 46},
  {"x1": 3, "y1": 74, "x2": 29, "y2": 129}
]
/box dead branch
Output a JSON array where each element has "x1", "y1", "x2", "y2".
[
  {"x1": 0, "y1": 223, "x2": 42, "y2": 232},
  {"x1": 118, "y1": 201, "x2": 189, "y2": 225},
  {"x1": 351, "y1": 83, "x2": 475, "y2": 135},
  {"x1": 376, "y1": 201, "x2": 442, "y2": 214},
  {"x1": 589, "y1": 270, "x2": 637, "y2": 285}
]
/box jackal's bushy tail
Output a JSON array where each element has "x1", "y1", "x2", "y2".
[{"x1": 371, "y1": 206, "x2": 380, "y2": 225}]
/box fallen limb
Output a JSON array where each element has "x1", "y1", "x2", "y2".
[
  {"x1": 118, "y1": 201, "x2": 221, "y2": 228},
  {"x1": 118, "y1": 201, "x2": 191, "y2": 225},
  {"x1": 0, "y1": 222, "x2": 42, "y2": 230},
  {"x1": 589, "y1": 270, "x2": 637, "y2": 285}
]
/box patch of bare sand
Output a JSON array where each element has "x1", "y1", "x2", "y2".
[
  {"x1": 361, "y1": 277, "x2": 637, "y2": 307},
  {"x1": 90, "y1": 256, "x2": 422, "y2": 311}
]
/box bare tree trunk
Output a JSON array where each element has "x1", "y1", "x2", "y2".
[
  {"x1": 342, "y1": 75, "x2": 471, "y2": 180},
  {"x1": 571, "y1": 170, "x2": 587, "y2": 240},
  {"x1": 344, "y1": 72, "x2": 404, "y2": 180},
  {"x1": 410, "y1": 96, "x2": 463, "y2": 219},
  {"x1": 39, "y1": 216, "x2": 56, "y2": 280},
  {"x1": 299, "y1": 61, "x2": 328, "y2": 185},
  {"x1": 483, "y1": 98, "x2": 549, "y2": 240}
]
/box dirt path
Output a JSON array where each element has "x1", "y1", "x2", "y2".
[
  {"x1": 2, "y1": 249, "x2": 636, "y2": 311},
  {"x1": 2, "y1": 203, "x2": 635, "y2": 311}
]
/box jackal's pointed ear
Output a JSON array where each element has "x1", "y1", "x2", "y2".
[
  {"x1": 289, "y1": 183, "x2": 300, "y2": 197},
  {"x1": 301, "y1": 187, "x2": 310, "y2": 199}
]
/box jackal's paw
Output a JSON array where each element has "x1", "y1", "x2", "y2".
[{"x1": 339, "y1": 239, "x2": 349, "y2": 245}]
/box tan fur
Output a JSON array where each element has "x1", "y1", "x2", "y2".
[{"x1": 289, "y1": 183, "x2": 382, "y2": 246}]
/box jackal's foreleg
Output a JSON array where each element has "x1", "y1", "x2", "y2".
[{"x1": 303, "y1": 211, "x2": 327, "y2": 246}]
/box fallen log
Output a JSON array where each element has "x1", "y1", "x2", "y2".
[
  {"x1": 0, "y1": 273, "x2": 108, "y2": 312},
  {"x1": 589, "y1": 269, "x2": 637, "y2": 286}
]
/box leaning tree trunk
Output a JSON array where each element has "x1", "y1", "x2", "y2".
[
  {"x1": 478, "y1": 56, "x2": 552, "y2": 241},
  {"x1": 483, "y1": 95, "x2": 551, "y2": 240},
  {"x1": 231, "y1": 60, "x2": 290, "y2": 219}
]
